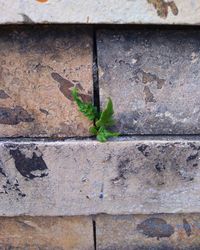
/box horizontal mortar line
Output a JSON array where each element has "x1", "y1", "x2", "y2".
[
  {"x1": 0, "y1": 136, "x2": 94, "y2": 142},
  {"x1": 0, "y1": 135, "x2": 200, "y2": 144},
  {"x1": 75, "y1": 212, "x2": 200, "y2": 217},
  {"x1": 120, "y1": 134, "x2": 200, "y2": 138},
  {"x1": 0, "y1": 134, "x2": 200, "y2": 141},
  {"x1": 0, "y1": 212, "x2": 199, "y2": 217}
]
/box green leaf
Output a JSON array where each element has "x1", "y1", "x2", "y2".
[
  {"x1": 72, "y1": 88, "x2": 120, "y2": 143},
  {"x1": 72, "y1": 87, "x2": 98, "y2": 121},
  {"x1": 96, "y1": 98, "x2": 115, "y2": 128},
  {"x1": 97, "y1": 133, "x2": 107, "y2": 142},
  {"x1": 96, "y1": 127, "x2": 120, "y2": 142},
  {"x1": 89, "y1": 126, "x2": 98, "y2": 135}
]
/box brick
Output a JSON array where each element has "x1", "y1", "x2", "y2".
[
  {"x1": 96, "y1": 214, "x2": 200, "y2": 250},
  {"x1": 0, "y1": 26, "x2": 93, "y2": 137},
  {"x1": 97, "y1": 29, "x2": 200, "y2": 134},
  {"x1": 0, "y1": 216, "x2": 93, "y2": 250},
  {"x1": 0, "y1": 138, "x2": 200, "y2": 215},
  {"x1": 0, "y1": 1, "x2": 200, "y2": 25}
]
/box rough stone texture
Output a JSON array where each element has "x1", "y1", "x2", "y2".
[
  {"x1": 0, "y1": 216, "x2": 93, "y2": 250},
  {"x1": 0, "y1": 26, "x2": 93, "y2": 137},
  {"x1": 97, "y1": 28, "x2": 200, "y2": 134},
  {"x1": 0, "y1": 137, "x2": 200, "y2": 215},
  {"x1": 1, "y1": 0, "x2": 200, "y2": 24},
  {"x1": 96, "y1": 214, "x2": 200, "y2": 250}
]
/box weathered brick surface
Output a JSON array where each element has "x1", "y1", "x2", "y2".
[
  {"x1": 96, "y1": 214, "x2": 200, "y2": 250},
  {"x1": 0, "y1": 138, "x2": 199, "y2": 215},
  {"x1": 0, "y1": 26, "x2": 93, "y2": 137},
  {"x1": 97, "y1": 29, "x2": 200, "y2": 134},
  {"x1": 0, "y1": 216, "x2": 93, "y2": 250},
  {"x1": 0, "y1": 1, "x2": 200, "y2": 25}
]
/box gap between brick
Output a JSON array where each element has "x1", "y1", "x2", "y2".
[
  {"x1": 92, "y1": 217, "x2": 97, "y2": 250},
  {"x1": 92, "y1": 27, "x2": 100, "y2": 114}
]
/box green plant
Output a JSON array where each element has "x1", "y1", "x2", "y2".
[{"x1": 72, "y1": 87, "x2": 119, "y2": 142}]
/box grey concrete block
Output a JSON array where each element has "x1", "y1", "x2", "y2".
[
  {"x1": 0, "y1": 137, "x2": 199, "y2": 215},
  {"x1": 98, "y1": 29, "x2": 200, "y2": 134}
]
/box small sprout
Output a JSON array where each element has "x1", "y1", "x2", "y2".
[{"x1": 72, "y1": 87, "x2": 119, "y2": 142}]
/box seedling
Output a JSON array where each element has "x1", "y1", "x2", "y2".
[{"x1": 72, "y1": 87, "x2": 119, "y2": 142}]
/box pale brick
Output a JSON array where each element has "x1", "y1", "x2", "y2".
[
  {"x1": 98, "y1": 29, "x2": 200, "y2": 134},
  {"x1": 96, "y1": 214, "x2": 200, "y2": 250},
  {"x1": 0, "y1": 26, "x2": 93, "y2": 137},
  {"x1": 0, "y1": 216, "x2": 93, "y2": 250},
  {"x1": 0, "y1": 138, "x2": 199, "y2": 215}
]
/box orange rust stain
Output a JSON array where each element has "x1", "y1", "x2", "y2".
[{"x1": 36, "y1": 0, "x2": 48, "y2": 3}]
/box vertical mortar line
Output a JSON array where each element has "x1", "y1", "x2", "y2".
[
  {"x1": 92, "y1": 26, "x2": 100, "y2": 113},
  {"x1": 92, "y1": 216, "x2": 97, "y2": 250}
]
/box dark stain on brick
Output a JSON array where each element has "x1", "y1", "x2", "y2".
[
  {"x1": 144, "y1": 86, "x2": 156, "y2": 103},
  {"x1": 117, "y1": 158, "x2": 131, "y2": 180},
  {"x1": 39, "y1": 108, "x2": 49, "y2": 115},
  {"x1": 187, "y1": 152, "x2": 198, "y2": 162},
  {"x1": 0, "y1": 90, "x2": 10, "y2": 99},
  {"x1": 137, "y1": 218, "x2": 174, "y2": 240},
  {"x1": 3, "y1": 179, "x2": 26, "y2": 198},
  {"x1": 168, "y1": 1, "x2": 179, "y2": 15},
  {"x1": 75, "y1": 82, "x2": 84, "y2": 91},
  {"x1": 0, "y1": 106, "x2": 34, "y2": 125},
  {"x1": 51, "y1": 72, "x2": 74, "y2": 101},
  {"x1": 183, "y1": 219, "x2": 192, "y2": 237},
  {"x1": 155, "y1": 162, "x2": 165, "y2": 172},
  {"x1": 188, "y1": 143, "x2": 200, "y2": 151},
  {"x1": 0, "y1": 160, "x2": 26, "y2": 197},
  {"x1": 79, "y1": 92, "x2": 91, "y2": 103},
  {"x1": 51, "y1": 72, "x2": 91, "y2": 102},
  {"x1": 137, "y1": 144, "x2": 150, "y2": 157},
  {"x1": 51, "y1": 72, "x2": 74, "y2": 88},
  {"x1": 20, "y1": 14, "x2": 34, "y2": 24},
  {"x1": 0, "y1": 161, "x2": 6, "y2": 178},
  {"x1": 142, "y1": 71, "x2": 165, "y2": 89},
  {"x1": 111, "y1": 158, "x2": 131, "y2": 185},
  {"x1": 10, "y1": 148, "x2": 48, "y2": 180},
  {"x1": 147, "y1": 0, "x2": 178, "y2": 18},
  {"x1": 111, "y1": 155, "x2": 143, "y2": 186}
]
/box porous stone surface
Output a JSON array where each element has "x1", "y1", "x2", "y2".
[
  {"x1": 96, "y1": 214, "x2": 200, "y2": 250},
  {"x1": 0, "y1": 26, "x2": 93, "y2": 137},
  {"x1": 0, "y1": 137, "x2": 199, "y2": 215},
  {"x1": 0, "y1": 216, "x2": 93, "y2": 250},
  {"x1": 97, "y1": 29, "x2": 200, "y2": 134},
  {"x1": 0, "y1": 0, "x2": 200, "y2": 25}
]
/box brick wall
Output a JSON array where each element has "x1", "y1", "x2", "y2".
[{"x1": 0, "y1": 23, "x2": 200, "y2": 249}]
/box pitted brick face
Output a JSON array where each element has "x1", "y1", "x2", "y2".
[
  {"x1": 0, "y1": 139, "x2": 199, "y2": 216},
  {"x1": 96, "y1": 214, "x2": 200, "y2": 250},
  {"x1": 98, "y1": 29, "x2": 200, "y2": 134},
  {"x1": 0, "y1": 26, "x2": 93, "y2": 137},
  {"x1": 0, "y1": 217, "x2": 93, "y2": 250}
]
